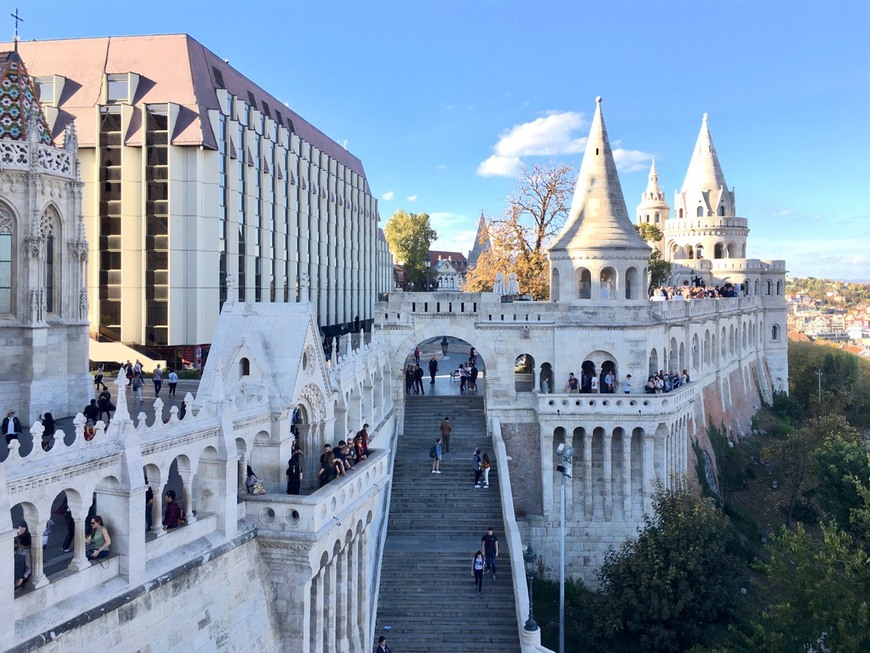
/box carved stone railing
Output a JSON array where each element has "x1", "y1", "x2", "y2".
[{"x1": 0, "y1": 141, "x2": 75, "y2": 178}]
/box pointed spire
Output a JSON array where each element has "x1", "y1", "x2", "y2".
[
  {"x1": 682, "y1": 113, "x2": 728, "y2": 193},
  {"x1": 644, "y1": 160, "x2": 664, "y2": 200},
  {"x1": 467, "y1": 210, "x2": 491, "y2": 268},
  {"x1": 551, "y1": 97, "x2": 648, "y2": 251}
]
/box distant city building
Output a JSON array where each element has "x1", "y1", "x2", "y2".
[
  {"x1": 429, "y1": 250, "x2": 467, "y2": 291},
  {"x1": 11, "y1": 34, "x2": 392, "y2": 356},
  {"x1": 0, "y1": 48, "x2": 89, "y2": 422}
]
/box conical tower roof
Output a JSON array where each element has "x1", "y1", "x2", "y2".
[
  {"x1": 551, "y1": 97, "x2": 648, "y2": 252},
  {"x1": 681, "y1": 113, "x2": 727, "y2": 193},
  {"x1": 0, "y1": 49, "x2": 51, "y2": 143},
  {"x1": 644, "y1": 160, "x2": 664, "y2": 200},
  {"x1": 467, "y1": 211, "x2": 491, "y2": 268}
]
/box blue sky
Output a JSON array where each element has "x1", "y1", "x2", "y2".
[{"x1": 19, "y1": 0, "x2": 870, "y2": 280}]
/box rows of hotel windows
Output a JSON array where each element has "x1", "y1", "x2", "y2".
[{"x1": 94, "y1": 91, "x2": 380, "y2": 345}]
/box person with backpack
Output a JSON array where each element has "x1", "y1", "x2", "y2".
[
  {"x1": 430, "y1": 437, "x2": 442, "y2": 474},
  {"x1": 472, "y1": 448, "x2": 483, "y2": 487},
  {"x1": 471, "y1": 550, "x2": 485, "y2": 595}
]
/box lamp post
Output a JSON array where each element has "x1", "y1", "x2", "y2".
[
  {"x1": 555, "y1": 442, "x2": 574, "y2": 653},
  {"x1": 425, "y1": 258, "x2": 431, "y2": 291},
  {"x1": 523, "y1": 545, "x2": 539, "y2": 632},
  {"x1": 440, "y1": 336, "x2": 449, "y2": 359},
  {"x1": 816, "y1": 368, "x2": 823, "y2": 403}
]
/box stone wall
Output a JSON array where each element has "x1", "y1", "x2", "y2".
[
  {"x1": 12, "y1": 531, "x2": 280, "y2": 653},
  {"x1": 501, "y1": 421, "x2": 543, "y2": 518}
]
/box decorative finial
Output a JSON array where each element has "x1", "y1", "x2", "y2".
[
  {"x1": 596, "y1": 96, "x2": 602, "y2": 104},
  {"x1": 703, "y1": 112, "x2": 708, "y2": 123},
  {"x1": 10, "y1": 8, "x2": 22, "y2": 50}
]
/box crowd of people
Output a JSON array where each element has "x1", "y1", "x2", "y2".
[
  {"x1": 644, "y1": 369, "x2": 690, "y2": 394},
  {"x1": 314, "y1": 424, "x2": 371, "y2": 490},
  {"x1": 650, "y1": 281, "x2": 741, "y2": 301}
]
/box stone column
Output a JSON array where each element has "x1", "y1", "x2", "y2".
[
  {"x1": 541, "y1": 429, "x2": 554, "y2": 517},
  {"x1": 603, "y1": 431, "x2": 613, "y2": 520},
  {"x1": 348, "y1": 533, "x2": 362, "y2": 652},
  {"x1": 178, "y1": 468, "x2": 196, "y2": 524},
  {"x1": 336, "y1": 545, "x2": 349, "y2": 651},
  {"x1": 70, "y1": 513, "x2": 90, "y2": 572},
  {"x1": 583, "y1": 432, "x2": 592, "y2": 520},
  {"x1": 324, "y1": 557, "x2": 337, "y2": 652},
  {"x1": 357, "y1": 531, "x2": 370, "y2": 651},
  {"x1": 622, "y1": 432, "x2": 632, "y2": 520},
  {"x1": 310, "y1": 570, "x2": 324, "y2": 653},
  {"x1": 643, "y1": 431, "x2": 655, "y2": 515},
  {"x1": 30, "y1": 518, "x2": 49, "y2": 589}
]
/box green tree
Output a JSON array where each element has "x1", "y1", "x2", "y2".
[
  {"x1": 383, "y1": 209, "x2": 437, "y2": 289},
  {"x1": 787, "y1": 341, "x2": 870, "y2": 425},
  {"x1": 463, "y1": 162, "x2": 573, "y2": 299},
  {"x1": 635, "y1": 223, "x2": 671, "y2": 289},
  {"x1": 747, "y1": 522, "x2": 870, "y2": 653},
  {"x1": 812, "y1": 433, "x2": 870, "y2": 534},
  {"x1": 597, "y1": 486, "x2": 742, "y2": 652}
]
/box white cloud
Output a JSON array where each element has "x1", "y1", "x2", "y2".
[
  {"x1": 436, "y1": 164, "x2": 448, "y2": 171},
  {"x1": 477, "y1": 111, "x2": 588, "y2": 178},
  {"x1": 381, "y1": 191, "x2": 394, "y2": 201},
  {"x1": 770, "y1": 209, "x2": 794, "y2": 218},
  {"x1": 406, "y1": 194, "x2": 418, "y2": 202},
  {"x1": 477, "y1": 155, "x2": 523, "y2": 177},
  {"x1": 494, "y1": 111, "x2": 587, "y2": 158},
  {"x1": 613, "y1": 148, "x2": 653, "y2": 172}
]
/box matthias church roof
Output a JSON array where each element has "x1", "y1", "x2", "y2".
[{"x1": 0, "y1": 49, "x2": 51, "y2": 144}]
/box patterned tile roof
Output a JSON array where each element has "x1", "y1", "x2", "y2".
[{"x1": 0, "y1": 49, "x2": 50, "y2": 144}]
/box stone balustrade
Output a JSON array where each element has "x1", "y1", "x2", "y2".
[
  {"x1": 537, "y1": 382, "x2": 697, "y2": 418},
  {"x1": 0, "y1": 141, "x2": 75, "y2": 177}
]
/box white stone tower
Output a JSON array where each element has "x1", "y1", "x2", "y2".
[
  {"x1": 635, "y1": 160, "x2": 670, "y2": 257},
  {"x1": 549, "y1": 97, "x2": 651, "y2": 302},
  {"x1": 667, "y1": 113, "x2": 749, "y2": 262},
  {"x1": 0, "y1": 48, "x2": 89, "y2": 423}
]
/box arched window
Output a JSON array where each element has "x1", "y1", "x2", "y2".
[
  {"x1": 686, "y1": 245, "x2": 694, "y2": 259},
  {"x1": 551, "y1": 268, "x2": 560, "y2": 301},
  {"x1": 625, "y1": 267, "x2": 639, "y2": 299},
  {"x1": 766, "y1": 280, "x2": 772, "y2": 295},
  {"x1": 576, "y1": 268, "x2": 591, "y2": 299},
  {"x1": 240, "y1": 357, "x2": 251, "y2": 376},
  {"x1": 776, "y1": 280, "x2": 783, "y2": 295},
  {"x1": 718, "y1": 205, "x2": 725, "y2": 216},
  {"x1": 45, "y1": 234, "x2": 55, "y2": 313},
  {"x1": 679, "y1": 208, "x2": 684, "y2": 218},
  {"x1": 654, "y1": 212, "x2": 660, "y2": 223},
  {"x1": 696, "y1": 206, "x2": 704, "y2": 217},
  {"x1": 714, "y1": 243, "x2": 724, "y2": 259},
  {"x1": 772, "y1": 324, "x2": 780, "y2": 341},
  {"x1": 599, "y1": 267, "x2": 616, "y2": 298},
  {"x1": 0, "y1": 222, "x2": 12, "y2": 314}
]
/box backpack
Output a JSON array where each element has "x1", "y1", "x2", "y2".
[{"x1": 429, "y1": 445, "x2": 436, "y2": 459}]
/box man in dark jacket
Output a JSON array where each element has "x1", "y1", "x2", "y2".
[
  {"x1": 3, "y1": 409, "x2": 22, "y2": 444},
  {"x1": 428, "y1": 355, "x2": 438, "y2": 384}
]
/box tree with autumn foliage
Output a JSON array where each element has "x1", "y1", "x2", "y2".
[{"x1": 464, "y1": 162, "x2": 574, "y2": 300}]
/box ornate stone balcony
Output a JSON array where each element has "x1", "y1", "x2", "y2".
[{"x1": 0, "y1": 141, "x2": 75, "y2": 178}]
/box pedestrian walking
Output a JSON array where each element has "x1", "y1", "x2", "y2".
[
  {"x1": 430, "y1": 437, "x2": 442, "y2": 474},
  {"x1": 428, "y1": 355, "x2": 438, "y2": 384},
  {"x1": 168, "y1": 369, "x2": 179, "y2": 397},
  {"x1": 472, "y1": 448, "x2": 483, "y2": 487},
  {"x1": 376, "y1": 635, "x2": 392, "y2": 653},
  {"x1": 481, "y1": 526, "x2": 499, "y2": 579},
  {"x1": 152, "y1": 365, "x2": 163, "y2": 397},
  {"x1": 471, "y1": 550, "x2": 485, "y2": 595},
  {"x1": 440, "y1": 416, "x2": 452, "y2": 452},
  {"x1": 414, "y1": 346, "x2": 421, "y2": 365},
  {"x1": 413, "y1": 364, "x2": 425, "y2": 395},
  {"x1": 481, "y1": 452, "x2": 491, "y2": 488}
]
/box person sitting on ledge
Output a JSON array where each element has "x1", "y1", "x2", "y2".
[{"x1": 85, "y1": 515, "x2": 111, "y2": 559}]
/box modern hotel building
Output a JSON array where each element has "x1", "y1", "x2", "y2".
[{"x1": 10, "y1": 34, "x2": 392, "y2": 354}]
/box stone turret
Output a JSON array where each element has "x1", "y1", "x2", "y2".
[
  {"x1": 667, "y1": 114, "x2": 748, "y2": 261},
  {"x1": 635, "y1": 160, "x2": 670, "y2": 257},
  {"x1": 549, "y1": 97, "x2": 650, "y2": 302}
]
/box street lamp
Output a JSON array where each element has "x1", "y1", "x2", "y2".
[
  {"x1": 425, "y1": 258, "x2": 431, "y2": 291},
  {"x1": 555, "y1": 442, "x2": 574, "y2": 653},
  {"x1": 440, "y1": 336, "x2": 449, "y2": 359},
  {"x1": 816, "y1": 368, "x2": 823, "y2": 403},
  {"x1": 523, "y1": 545, "x2": 539, "y2": 632}
]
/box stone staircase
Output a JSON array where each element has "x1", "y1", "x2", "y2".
[{"x1": 375, "y1": 395, "x2": 520, "y2": 652}]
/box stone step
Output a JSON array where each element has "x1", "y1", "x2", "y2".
[{"x1": 375, "y1": 394, "x2": 521, "y2": 652}]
